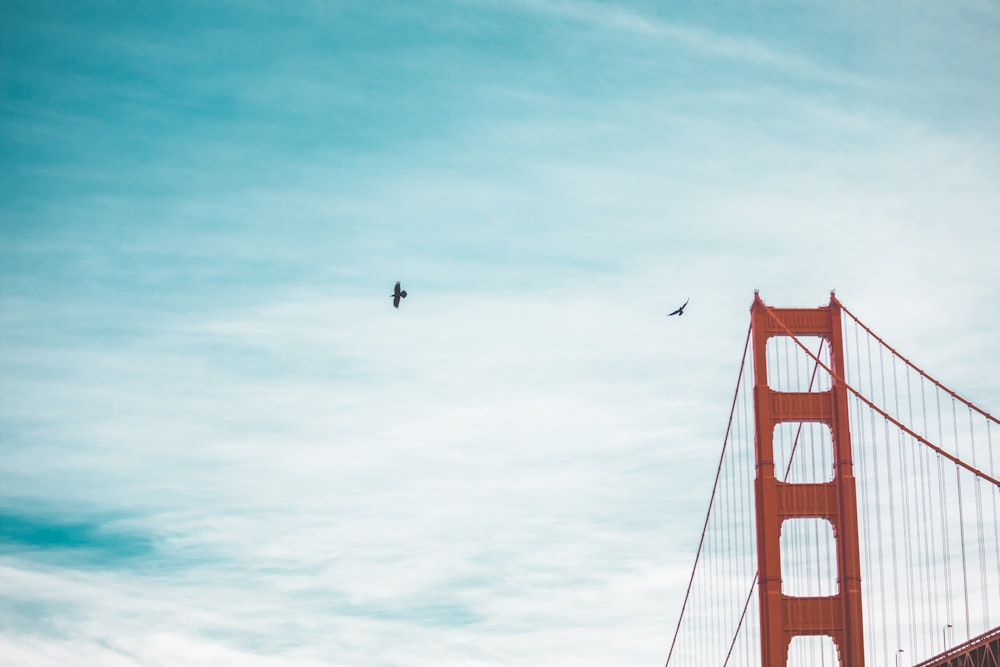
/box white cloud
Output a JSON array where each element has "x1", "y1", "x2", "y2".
[{"x1": 3, "y1": 1, "x2": 1000, "y2": 664}]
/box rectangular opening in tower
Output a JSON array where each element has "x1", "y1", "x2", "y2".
[
  {"x1": 766, "y1": 335, "x2": 832, "y2": 393},
  {"x1": 773, "y1": 422, "x2": 834, "y2": 483},
  {"x1": 780, "y1": 518, "x2": 839, "y2": 597},
  {"x1": 786, "y1": 635, "x2": 839, "y2": 666}
]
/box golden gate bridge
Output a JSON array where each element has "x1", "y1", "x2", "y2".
[{"x1": 664, "y1": 292, "x2": 999, "y2": 667}]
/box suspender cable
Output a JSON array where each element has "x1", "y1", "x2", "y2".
[
  {"x1": 953, "y1": 397, "x2": 972, "y2": 638},
  {"x1": 892, "y1": 352, "x2": 919, "y2": 654},
  {"x1": 760, "y1": 305, "x2": 1000, "y2": 488},
  {"x1": 852, "y1": 318, "x2": 879, "y2": 663},
  {"x1": 834, "y1": 297, "x2": 999, "y2": 426},
  {"x1": 765, "y1": 306, "x2": 1000, "y2": 656},
  {"x1": 917, "y1": 370, "x2": 939, "y2": 654},
  {"x1": 967, "y1": 405, "x2": 989, "y2": 628},
  {"x1": 989, "y1": 420, "x2": 1000, "y2": 607},
  {"x1": 936, "y1": 385, "x2": 955, "y2": 635},
  {"x1": 865, "y1": 326, "x2": 890, "y2": 660},
  {"x1": 663, "y1": 324, "x2": 752, "y2": 667},
  {"x1": 881, "y1": 344, "x2": 904, "y2": 654}
]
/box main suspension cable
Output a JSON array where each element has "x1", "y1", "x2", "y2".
[
  {"x1": 834, "y1": 296, "x2": 998, "y2": 426},
  {"x1": 760, "y1": 304, "x2": 1000, "y2": 490}
]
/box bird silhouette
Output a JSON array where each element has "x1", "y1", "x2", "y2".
[
  {"x1": 391, "y1": 281, "x2": 408, "y2": 308},
  {"x1": 668, "y1": 298, "x2": 689, "y2": 316}
]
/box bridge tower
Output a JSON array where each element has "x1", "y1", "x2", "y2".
[{"x1": 750, "y1": 292, "x2": 865, "y2": 666}]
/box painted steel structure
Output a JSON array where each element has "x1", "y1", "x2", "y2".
[
  {"x1": 915, "y1": 626, "x2": 1000, "y2": 667},
  {"x1": 750, "y1": 293, "x2": 865, "y2": 666},
  {"x1": 664, "y1": 292, "x2": 1000, "y2": 666}
]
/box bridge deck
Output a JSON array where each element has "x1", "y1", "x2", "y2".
[{"x1": 914, "y1": 626, "x2": 1000, "y2": 667}]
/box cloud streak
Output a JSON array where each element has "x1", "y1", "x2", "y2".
[{"x1": 2, "y1": 0, "x2": 999, "y2": 664}]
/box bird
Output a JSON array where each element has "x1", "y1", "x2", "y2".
[
  {"x1": 391, "y1": 281, "x2": 408, "y2": 308},
  {"x1": 668, "y1": 298, "x2": 689, "y2": 317}
]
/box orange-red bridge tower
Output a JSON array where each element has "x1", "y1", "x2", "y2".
[{"x1": 750, "y1": 292, "x2": 865, "y2": 666}]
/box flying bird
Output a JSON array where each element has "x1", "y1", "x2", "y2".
[
  {"x1": 668, "y1": 298, "x2": 689, "y2": 317},
  {"x1": 391, "y1": 281, "x2": 408, "y2": 308}
]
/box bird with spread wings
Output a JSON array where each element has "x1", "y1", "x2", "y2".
[
  {"x1": 668, "y1": 298, "x2": 689, "y2": 317},
  {"x1": 391, "y1": 281, "x2": 408, "y2": 308}
]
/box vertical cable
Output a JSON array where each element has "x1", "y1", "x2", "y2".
[
  {"x1": 733, "y1": 366, "x2": 744, "y2": 657},
  {"x1": 952, "y1": 397, "x2": 971, "y2": 637},
  {"x1": 664, "y1": 326, "x2": 752, "y2": 667},
  {"x1": 989, "y1": 419, "x2": 1000, "y2": 609},
  {"x1": 856, "y1": 393, "x2": 876, "y2": 663},
  {"x1": 867, "y1": 329, "x2": 889, "y2": 660},
  {"x1": 968, "y1": 406, "x2": 988, "y2": 629},
  {"x1": 745, "y1": 363, "x2": 757, "y2": 666},
  {"x1": 919, "y1": 371, "x2": 942, "y2": 653},
  {"x1": 880, "y1": 343, "x2": 904, "y2": 654},
  {"x1": 936, "y1": 387, "x2": 955, "y2": 637},
  {"x1": 914, "y1": 390, "x2": 928, "y2": 657},
  {"x1": 917, "y1": 438, "x2": 943, "y2": 653},
  {"x1": 852, "y1": 319, "x2": 877, "y2": 666},
  {"x1": 836, "y1": 297, "x2": 1000, "y2": 655},
  {"x1": 711, "y1": 467, "x2": 718, "y2": 659},
  {"x1": 739, "y1": 363, "x2": 754, "y2": 667},
  {"x1": 892, "y1": 353, "x2": 918, "y2": 655},
  {"x1": 724, "y1": 417, "x2": 736, "y2": 652}
]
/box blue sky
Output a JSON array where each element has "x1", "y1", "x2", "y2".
[{"x1": 2, "y1": 1, "x2": 999, "y2": 665}]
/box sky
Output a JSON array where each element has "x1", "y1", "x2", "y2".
[{"x1": 2, "y1": 1, "x2": 1000, "y2": 665}]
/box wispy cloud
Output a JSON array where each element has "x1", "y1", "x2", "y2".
[
  {"x1": 2, "y1": 0, "x2": 999, "y2": 664},
  {"x1": 495, "y1": 0, "x2": 872, "y2": 86}
]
